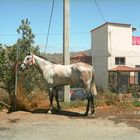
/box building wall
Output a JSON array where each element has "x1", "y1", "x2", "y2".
[
  {"x1": 108, "y1": 24, "x2": 132, "y2": 69},
  {"x1": 91, "y1": 24, "x2": 108, "y2": 87},
  {"x1": 108, "y1": 25, "x2": 140, "y2": 68}
]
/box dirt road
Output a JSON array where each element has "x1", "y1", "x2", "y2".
[{"x1": 0, "y1": 107, "x2": 140, "y2": 140}]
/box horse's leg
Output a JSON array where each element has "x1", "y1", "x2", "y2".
[
  {"x1": 85, "y1": 92, "x2": 90, "y2": 116},
  {"x1": 89, "y1": 92, "x2": 95, "y2": 116},
  {"x1": 54, "y1": 87, "x2": 61, "y2": 111},
  {"x1": 85, "y1": 92, "x2": 95, "y2": 117},
  {"x1": 48, "y1": 88, "x2": 53, "y2": 114}
]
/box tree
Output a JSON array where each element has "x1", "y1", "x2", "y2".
[
  {"x1": 17, "y1": 18, "x2": 35, "y2": 53},
  {"x1": 17, "y1": 19, "x2": 42, "y2": 93},
  {"x1": 0, "y1": 45, "x2": 17, "y2": 111},
  {"x1": 0, "y1": 19, "x2": 42, "y2": 111}
]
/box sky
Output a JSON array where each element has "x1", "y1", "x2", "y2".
[{"x1": 0, "y1": 0, "x2": 140, "y2": 53}]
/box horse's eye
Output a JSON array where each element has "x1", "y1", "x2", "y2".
[{"x1": 27, "y1": 58, "x2": 30, "y2": 60}]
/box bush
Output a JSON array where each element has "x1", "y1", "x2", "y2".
[
  {"x1": 0, "y1": 105, "x2": 2, "y2": 111},
  {"x1": 0, "y1": 89, "x2": 11, "y2": 110},
  {"x1": 128, "y1": 85, "x2": 140, "y2": 98},
  {"x1": 96, "y1": 89, "x2": 120, "y2": 106},
  {"x1": 60, "y1": 100, "x2": 87, "y2": 109},
  {"x1": 96, "y1": 88, "x2": 139, "y2": 108},
  {"x1": 133, "y1": 99, "x2": 140, "y2": 107}
]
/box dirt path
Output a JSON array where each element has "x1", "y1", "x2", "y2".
[{"x1": 0, "y1": 107, "x2": 140, "y2": 140}]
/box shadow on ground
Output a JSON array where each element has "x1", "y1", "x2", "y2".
[{"x1": 32, "y1": 108, "x2": 86, "y2": 117}]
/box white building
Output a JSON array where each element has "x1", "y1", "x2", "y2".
[{"x1": 91, "y1": 22, "x2": 140, "y2": 88}]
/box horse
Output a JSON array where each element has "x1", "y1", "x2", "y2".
[{"x1": 20, "y1": 52, "x2": 97, "y2": 116}]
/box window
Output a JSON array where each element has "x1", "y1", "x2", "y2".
[{"x1": 115, "y1": 57, "x2": 125, "y2": 65}]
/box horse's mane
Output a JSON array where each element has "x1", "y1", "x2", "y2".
[{"x1": 39, "y1": 55, "x2": 58, "y2": 64}]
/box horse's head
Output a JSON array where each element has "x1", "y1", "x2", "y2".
[{"x1": 20, "y1": 52, "x2": 35, "y2": 70}]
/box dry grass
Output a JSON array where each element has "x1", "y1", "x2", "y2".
[
  {"x1": 0, "y1": 88, "x2": 10, "y2": 110},
  {"x1": 27, "y1": 89, "x2": 49, "y2": 110},
  {"x1": 16, "y1": 83, "x2": 49, "y2": 111},
  {"x1": 0, "y1": 84, "x2": 49, "y2": 111}
]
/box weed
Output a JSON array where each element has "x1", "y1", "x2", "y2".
[
  {"x1": 0, "y1": 105, "x2": 2, "y2": 111},
  {"x1": 59, "y1": 100, "x2": 87, "y2": 109},
  {"x1": 133, "y1": 99, "x2": 140, "y2": 107}
]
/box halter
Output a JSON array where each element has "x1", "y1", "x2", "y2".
[
  {"x1": 23, "y1": 54, "x2": 35, "y2": 67},
  {"x1": 30, "y1": 55, "x2": 35, "y2": 65}
]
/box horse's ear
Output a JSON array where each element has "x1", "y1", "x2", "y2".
[{"x1": 27, "y1": 51, "x2": 31, "y2": 55}]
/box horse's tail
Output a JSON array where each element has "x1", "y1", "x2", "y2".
[{"x1": 90, "y1": 69, "x2": 97, "y2": 96}]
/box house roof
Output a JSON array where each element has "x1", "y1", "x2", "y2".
[
  {"x1": 70, "y1": 52, "x2": 92, "y2": 65},
  {"x1": 91, "y1": 22, "x2": 131, "y2": 32},
  {"x1": 108, "y1": 66, "x2": 140, "y2": 72},
  {"x1": 70, "y1": 52, "x2": 87, "y2": 58}
]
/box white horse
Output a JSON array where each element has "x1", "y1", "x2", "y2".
[{"x1": 20, "y1": 52, "x2": 97, "y2": 116}]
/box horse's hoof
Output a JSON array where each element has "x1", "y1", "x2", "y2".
[
  {"x1": 91, "y1": 114, "x2": 95, "y2": 117},
  {"x1": 48, "y1": 110, "x2": 52, "y2": 114},
  {"x1": 89, "y1": 113, "x2": 95, "y2": 118}
]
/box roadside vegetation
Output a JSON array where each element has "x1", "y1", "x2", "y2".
[{"x1": 0, "y1": 87, "x2": 140, "y2": 112}]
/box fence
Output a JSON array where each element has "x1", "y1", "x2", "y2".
[{"x1": 108, "y1": 67, "x2": 140, "y2": 96}]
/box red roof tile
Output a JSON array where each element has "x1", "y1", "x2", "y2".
[
  {"x1": 71, "y1": 52, "x2": 87, "y2": 58},
  {"x1": 108, "y1": 66, "x2": 140, "y2": 72},
  {"x1": 70, "y1": 52, "x2": 92, "y2": 65}
]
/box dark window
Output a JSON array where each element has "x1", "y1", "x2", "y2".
[{"x1": 115, "y1": 57, "x2": 125, "y2": 65}]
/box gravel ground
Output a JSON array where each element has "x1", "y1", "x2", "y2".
[{"x1": 0, "y1": 107, "x2": 140, "y2": 140}]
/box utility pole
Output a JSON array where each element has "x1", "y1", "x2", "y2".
[{"x1": 63, "y1": 0, "x2": 70, "y2": 102}]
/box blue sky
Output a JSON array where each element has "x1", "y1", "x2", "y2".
[{"x1": 0, "y1": 0, "x2": 140, "y2": 53}]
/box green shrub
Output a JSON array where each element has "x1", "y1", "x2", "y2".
[
  {"x1": 133, "y1": 100, "x2": 140, "y2": 107},
  {"x1": 59, "y1": 100, "x2": 87, "y2": 109},
  {"x1": 96, "y1": 89, "x2": 120, "y2": 106},
  {"x1": 96, "y1": 88, "x2": 138, "y2": 108},
  {"x1": 0, "y1": 105, "x2": 2, "y2": 111}
]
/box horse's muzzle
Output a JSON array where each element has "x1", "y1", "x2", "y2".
[{"x1": 20, "y1": 63, "x2": 27, "y2": 70}]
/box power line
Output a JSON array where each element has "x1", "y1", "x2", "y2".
[
  {"x1": 0, "y1": 32, "x2": 90, "y2": 37},
  {"x1": 94, "y1": 0, "x2": 106, "y2": 22},
  {"x1": 0, "y1": 34, "x2": 19, "y2": 36},
  {"x1": 44, "y1": 0, "x2": 55, "y2": 54}
]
